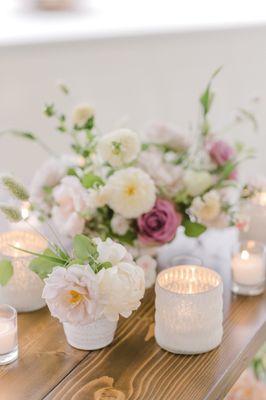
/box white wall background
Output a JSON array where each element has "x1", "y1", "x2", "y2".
[{"x1": 0, "y1": 25, "x2": 266, "y2": 184}]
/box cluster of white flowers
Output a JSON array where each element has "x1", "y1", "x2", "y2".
[{"x1": 42, "y1": 237, "x2": 145, "y2": 324}]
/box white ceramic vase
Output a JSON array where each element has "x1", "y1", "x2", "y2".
[{"x1": 63, "y1": 318, "x2": 118, "y2": 350}]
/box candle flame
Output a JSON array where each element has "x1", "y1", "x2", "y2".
[{"x1": 241, "y1": 250, "x2": 250, "y2": 260}]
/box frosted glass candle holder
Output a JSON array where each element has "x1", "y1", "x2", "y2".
[
  {"x1": 0, "y1": 304, "x2": 18, "y2": 365},
  {"x1": 231, "y1": 240, "x2": 265, "y2": 296},
  {"x1": 155, "y1": 265, "x2": 223, "y2": 354},
  {"x1": 0, "y1": 231, "x2": 47, "y2": 312}
]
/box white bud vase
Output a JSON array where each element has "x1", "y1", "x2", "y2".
[{"x1": 63, "y1": 319, "x2": 118, "y2": 350}]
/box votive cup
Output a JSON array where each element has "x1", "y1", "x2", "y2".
[
  {"x1": 231, "y1": 240, "x2": 266, "y2": 296},
  {"x1": 0, "y1": 304, "x2": 18, "y2": 365},
  {"x1": 155, "y1": 265, "x2": 223, "y2": 354},
  {"x1": 170, "y1": 254, "x2": 202, "y2": 267}
]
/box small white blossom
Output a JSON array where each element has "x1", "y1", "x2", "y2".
[
  {"x1": 72, "y1": 104, "x2": 94, "y2": 128},
  {"x1": 111, "y1": 214, "x2": 130, "y2": 236}
]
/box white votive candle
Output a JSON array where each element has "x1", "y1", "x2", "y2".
[
  {"x1": 155, "y1": 265, "x2": 223, "y2": 354},
  {"x1": 0, "y1": 305, "x2": 18, "y2": 365},
  {"x1": 231, "y1": 241, "x2": 265, "y2": 296},
  {"x1": 0, "y1": 231, "x2": 47, "y2": 312}
]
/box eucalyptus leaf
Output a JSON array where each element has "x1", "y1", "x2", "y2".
[
  {"x1": 0, "y1": 259, "x2": 13, "y2": 286},
  {"x1": 183, "y1": 220, "x2": 207, "y2": 237},
  {"x1": 29, "y1": 249, "x2": 63, "y2": 280}
]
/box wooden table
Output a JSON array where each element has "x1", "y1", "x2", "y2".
[{"x1": 0, "y1": 265, "x2": 265, "y2": 400}]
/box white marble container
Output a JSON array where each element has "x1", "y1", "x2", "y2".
[
  {"x1": 155, "y1": 265, "x2": 223, "y2": 354},
  {"x1": 63, "y1": 319, "x2": 118, "y2": 350},
  {"x1": 0, "y1": 231, "x2": 47, "y2": 312}
]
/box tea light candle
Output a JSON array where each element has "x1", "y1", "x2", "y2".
[
  {"x1": 0, "y1": 305, "x2": 18, "y2": 365},
  {"x1": 231, "y1": 241, "x2": 265, "y2": 295},
  {"x1": 0, "y1": 231, "x2": 47, "y2": 312},
  {"x1": 155, "y1": 265, "x2": 223, "y2": 354}
]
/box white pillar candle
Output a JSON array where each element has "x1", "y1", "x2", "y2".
[
  {"x1": 155, "y1": 265, "x2": 223, "y2": 354},
  {"x1": 0, "y1": 305, "x2": 18, "y2": 365},
  {"x1": 0, "y1": 231, "x2": 47, "y2": 312},
  {"x1": 231, "y1": 241, "x2": 265, "y2": 295}
]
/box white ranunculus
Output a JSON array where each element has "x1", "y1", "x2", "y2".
[
  {"x1": 98, "y1": 129, "x2": 141, "y2": 167},
  {"x1": 145, "y1": 122, "x2": 191, "y2": 151},
  {"x1": 30, "y1": 158, "x2": 67, "y2": 209},
  {"x1": 94, "y1": 237, "x2": 132, "y2": 265},
  {"x1": 106, "y1": 168, "x2": 156, "y2": 218},
  {"x1": 52, "y1": 176, "x2": 90, "y2": 237},
  {"x1": 136, "y1": 255, "x2": 157, "y2": 289},
  {"x1": 111, "y1": 214, "x2": 130, "y2": 236},
  {"x1": 183, "y1": 170, "x2": 213, "y2": 197},
  {"x1": 72, "y1": 104, "x2": 94, "y2": 128},
  {"x1": 190, "y1": 190, "x2": 221, "y2": 224},
  {"x1": 138, "y1": 147, "x2": 184, "y2": 196},
  {"x1": 98, "y1": 262, "x2": 145, "y2": 321}
]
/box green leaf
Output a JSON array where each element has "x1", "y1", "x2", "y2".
[
  {"x1": 113, "y1": 230, "x2": 137, "y2": 246},
  {"x1": 66, "y1": 258, "x2": 85, "y2": 267},
  {"x1": 82, "y1": 173, "x2": 103, "y2": 189},
  {"x1": 29, "y1": 249, "x2": 64, "y2": 279},
  {"x1": 11, "y1": 245, "x2": 66, "y2": 265},
  {"x1": 220, "y1": 161, "x2": 236, "y2": 180},
  {"x1": 98, "y1": 261, "x2": 112, "y2": 270},
  {"x1": 0, "y1": 259, "x2": 13, "y2": 286},
  {"x1": 183, "y1": 220, "x2": 207, "y2": 237},
  {"x1": 200, "y1": 85, "x2": 214, "y2": 116},
  {"x1": 73, "y1": 235, "x2": 98, "y2": 261}
]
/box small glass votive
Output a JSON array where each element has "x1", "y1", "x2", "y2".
[
  {"x1": 155, "y1": 265, "x2": 223, "y2": 354},
  {"x1": 0, "y1": 305, "x2": 18, "y2": 365},
  {"x1": 231, "y1": 240, "x2": 266, "y2": 296},
  {"x1": 170, "y1": 254, "x2": 202, "y2": 267}
]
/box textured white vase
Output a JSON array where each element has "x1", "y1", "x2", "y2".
[
  {"x1": 63, "y1": 319, "x2": 118, "y2": 350},
  {"x1": 155, "y1": 265, "x2": 223, "y2": 354}
]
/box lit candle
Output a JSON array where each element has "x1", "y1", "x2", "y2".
[
  {"x1": 155, "y1": 265, "x2": 223, "y2": 354},
  {"x1": 0, "y1": 305, "x2": 18, "y2": 365},
  {"x1": 0, "y1": 231, "x2": 47, "y2": 312},
  {"x1": 240, "y1": 191, "x2": 266, "y2": 244},
  {"x1": 231, "y1": 241, "x2": 265, "y2": 295}
]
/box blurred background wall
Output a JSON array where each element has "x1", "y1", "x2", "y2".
[{"x1": 0, "y1": 25, "x2": 266, "y2": 182}]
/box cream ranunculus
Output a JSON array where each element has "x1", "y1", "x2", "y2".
[
  {"x1": 106, "y1": 167, "x2": 156, "y2": 218},
  {"x1": 190, "y1": 190, "x2": 221, "y2": 224},
  {"x1": 52, "y1": 176, "x2": 90, "y2": 237},
  {"x1": 110, "y1": 214, "x2": 130, "y2": 235},
  {"x1": 98, "y1": 129, "x2": 141, "y2": 167},
  {"x1": 98, "y1": 262, "x2": 145, "y2": 321},
  {"x1": 72, "y1": 104, "x2": 94, "y2": 129},
  {"x1": 183, "y1": 170, "x2": 213, "y2": 197},
  {"x1": 93, "y1": 237, "x2": 133, "y2": 265}
]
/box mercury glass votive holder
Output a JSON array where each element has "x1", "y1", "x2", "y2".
[
  {"x1": 0, "y1": 231, "x2": 47, "y2": 312},
  {"x1": 155, "y1": 265, "x2": 223, "y2": 354}
]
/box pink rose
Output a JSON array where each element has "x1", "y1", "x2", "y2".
[
  {"x1": 137, "y1": 198, "x2": 182, "y2": 245},
  {"x1": 209, "y1": 140, "x2": 234, "y2": 166}
]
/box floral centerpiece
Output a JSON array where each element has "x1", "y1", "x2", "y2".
[{"x1": 0, "y1": 71, "x2": 256, "y2": 287}]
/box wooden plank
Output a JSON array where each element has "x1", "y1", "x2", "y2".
[
  {"x1": 0, "y1": 266, "x2": 265, "y2": 400},
  {"x1": 44, "y1": 288, "x2": 266, "y2": 400}
]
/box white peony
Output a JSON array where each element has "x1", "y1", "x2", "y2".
[
  {"x1": 72, "y1": 104, "x2": 94, "y2": 128},
  {"x1": 98, "y1": 262, "x2": 145, "y2": 321},
  {"x1": 136, "y1": 255, "x2": 157, "y2": 289},
  {"x1": 139, "y1": 147, "x2": 184, "y2": 196},
  {"x1": 190, "y1": 190, "x2": 221, "y2": 225},
  {"x1": 52, "y1": 176, "x2": 90, "y2": 237},
  {"x1": 30, "y1": 158, "x2": 67, "y2": 209},
  {"x1": 106, "y1": 168, "x2": 156, "y2": 218},
  {"x1": 111, "y1": 214, "x2": 130, "y2": 236},
  {"x1": 145, "y1": 122, "x2": 191, "y2": 151},
  {"x1": 183, "y1": 170, "x2": 213, "y2": 197},
  {"x1": 93, "y1": 237, "x2": 133, "y2": 265},
  {"x1": 98, "y1": 129, "x2": 141, "y2": 167}
]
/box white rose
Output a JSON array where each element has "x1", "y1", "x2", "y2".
[
  {"x1": 183, "y1": 170, "x2": 213, "y2": 197},
  {"x1": 106, "y1": 167, "x2": 156, "y2": 218},
  {"x1": 98, "y1": 262, "x2": 145, "y2": 321},
  {"x1": 94, "y1": 237, "x2": 132, "y2": 265},
  {"x1": 190, "y1": 190, "x2": 221, "y2": 224},
  {"x1": 111, "y1": 214, "x2": 130, "y2": 236},
  {"x1": 145, "y1": 122, "x2": 191, "y2": 151},
  {"x1": 98, "y1": 129, "x2": 141, "y2": 167},
  {"x1": 136, "y1": 255, "x2": 157, "y2": 289},
  {"x1": 30, "y1": 158, "x2": 67, "y2": 209},
  {"x1": 52, "y1": 176, "x2": 90, "y2": 237},
  {"x1": 72, "y1": 104, "x2": 94, "y2": 128}
]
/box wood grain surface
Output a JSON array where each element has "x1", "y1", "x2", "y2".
[{"x1": 0, "y1": 267, "x2": 265, "y2": 400}]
